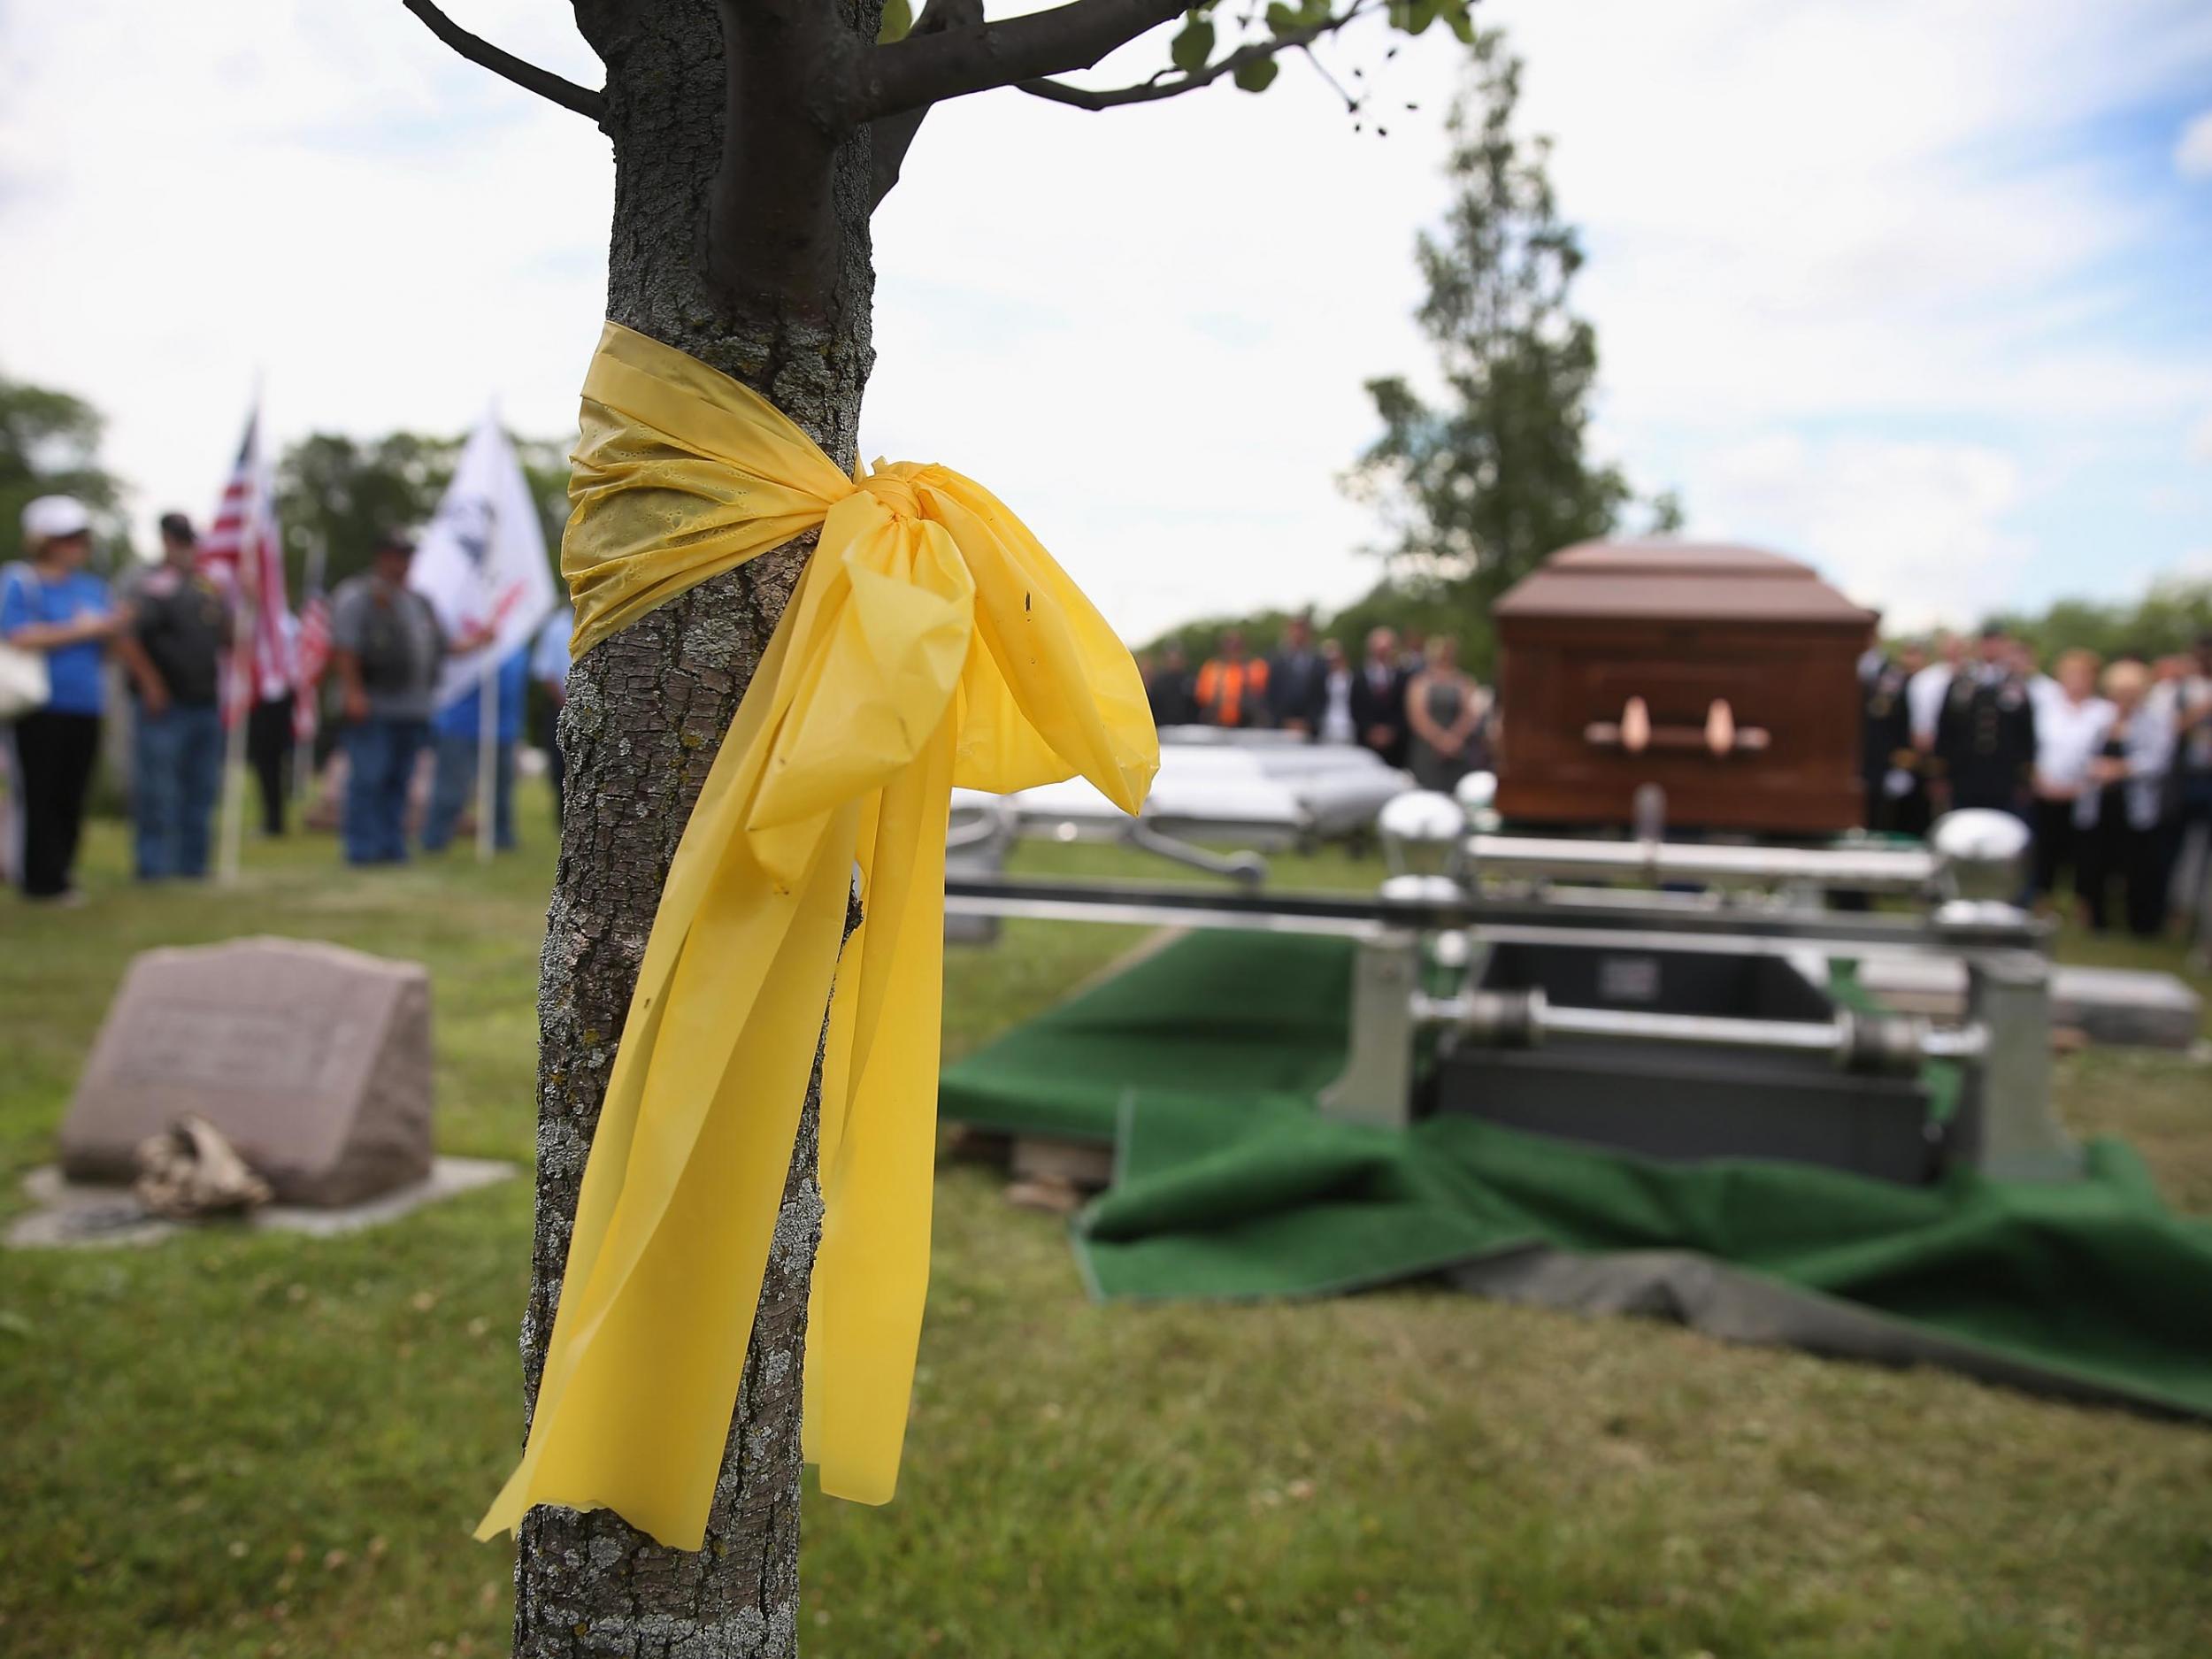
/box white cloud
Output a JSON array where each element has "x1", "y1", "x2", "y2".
[
  {"x1": 1688, "y1": 435, "x2": 2027, "y2": 631},
  {"x1": 2177, "y1": 109, "x2": 2212, "y2": 177},
  {"x1": 2191, "y1": 412, "x2": 2212, "y2": 463},
  {"x1": 1496, "y1": 3, "x2": 2212, "y2": 435}
]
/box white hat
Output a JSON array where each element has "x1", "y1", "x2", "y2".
[{"x1": 21, "y1": 495, "x2": 93, "y2": 545}]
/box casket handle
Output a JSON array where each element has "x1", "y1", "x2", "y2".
[
  {"x1": 1621, "y1": 695, "x2": 1650, "y2": 753},
  {"x1": 1583, "y1": 696, "x2": 1770, "y2": 756},
  {"x1": 1706, "y1": 698, "x2": 1736, "y2": 756}
]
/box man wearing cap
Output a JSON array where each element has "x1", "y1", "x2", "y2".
[
  {"x1": 113, "y1": 512, "x2": 230, "y2": 880},
  {"x1": 2, "y1": 495, "x2": 122, "y2": 901},
  {"x1": 327, "y1": 532, "x2": 446, "y2": 864}
]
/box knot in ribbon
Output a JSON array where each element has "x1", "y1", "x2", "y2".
[{"x1": 479, "y1": 322, "x2": 1157, "y2": 1550}]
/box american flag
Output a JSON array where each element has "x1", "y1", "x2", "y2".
[{"x1": 198, "y1": 410, "x2": 291, "y2": 728}]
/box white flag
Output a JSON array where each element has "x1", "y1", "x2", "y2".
[{"x1": 410, "y1": 411, "x2": 559, "y2": 711}]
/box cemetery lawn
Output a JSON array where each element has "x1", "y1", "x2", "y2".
[{"x1": 4, "y1": 791, "x2": 2210, "y2": 1659}]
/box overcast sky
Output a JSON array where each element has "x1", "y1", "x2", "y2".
[{"x1": 3, "y1": 1, "x2": 2208, "y2": 639}]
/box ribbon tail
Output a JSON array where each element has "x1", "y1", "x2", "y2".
[
  {"x1": 474, "y1": 976, "x2": 677, "y2": 1542},
  {"x1": 803, "y1": 715, "x2": 956, "y2": 1503},
  {"x1": 478, "y1": 797, "x2": 856, "y2": 1550},
  {"x1": 477, "y1": 574, "x2": 862, "y2": 1552}
]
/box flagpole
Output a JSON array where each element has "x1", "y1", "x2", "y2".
[
  {"x1": 216, "y1": 404, "x2": 256, "y2": 886},
  {"x1": 217, "y1": 608, "x2": 251, "y2": 885},
  {"x1": 218, "y1": 372, "x2": 270, "y2": 885},
  {"x1": 471, "y1": 403, "x2": 511, "y2": 864},
  {"x1": 475, "y1": 644, "x2": 497, "y2": 863}
]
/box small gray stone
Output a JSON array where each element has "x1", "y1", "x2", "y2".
[{"x1": 5, "y1": 1156, "x2": 514, "y2": 1250}]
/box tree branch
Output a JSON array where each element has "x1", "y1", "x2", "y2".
[
  {"x1": 399, "y1": 0, "x2": 607, "y2": 123},
  {"x1": 849, "y1": 0, "x2": 1190, "y2": 120},
  {"x1": 709, "y1": 0, "x2": 860, "y2": 310},
  {"x1": 1018, "y1": 5, "x2": 1373, "y2": 111},
  {"x1": 872, "y1": 0, "x2": 985, "y2": 209}
]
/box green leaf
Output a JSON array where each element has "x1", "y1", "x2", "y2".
[
  {"x1": 877, "y1": 0, "x2": 912, "y2": 43},
  {"x1": 1234, "y1": 56, "x2": 1281, "y2": 93},
  {"x1": 1440, "y1": 0, "x2": 1476, "y2": 43},
  {"x1": 1264, "y1": 0, "x2": 1332, "y2": 36},
  {"x1": 1171, "y1": 14, "x2": 1216, "y2": 73},
  {"x1": 1388, "y1": 0, "x2": 1440, "y2": 34}
]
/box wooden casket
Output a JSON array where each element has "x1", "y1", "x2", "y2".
[{"x1": 1492, "y1": 541, "x2": 1875, "y2": 835}]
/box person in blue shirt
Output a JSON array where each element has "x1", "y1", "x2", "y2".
[
  {"x1": 421, "y1": 643, "x2": 530, "y2": 853},
  {"x1": 3, "y1": 496, "x2": 123, "y2": 901}
]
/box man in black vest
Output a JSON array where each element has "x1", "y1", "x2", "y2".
[
  {"x1": 116, "y1": 512, "x2": 232, "y2": 879},
  {"x1": 1933, "y1": 626, "x2": 2038, "y2": 818}
]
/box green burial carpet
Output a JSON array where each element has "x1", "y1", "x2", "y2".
[{"x1": 939, "y1": 931, "x2": 2212, "y2": 1419}]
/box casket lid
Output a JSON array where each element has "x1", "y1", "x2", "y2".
[{"x1": 1494, "y1": 539, "x2": 1878, "y2": 626}]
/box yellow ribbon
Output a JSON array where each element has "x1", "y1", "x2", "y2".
[{"x1": 478, "y1": 321, "x2": 1157, "y2": 1550}]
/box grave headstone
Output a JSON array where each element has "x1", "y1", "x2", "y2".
[{"x1": 58, "y1": 937, "x2": 434, "y2": 1205}]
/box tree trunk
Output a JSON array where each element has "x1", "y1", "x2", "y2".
[{"x1": 511, "y1": 4, "x2": 877, "y2": 1655}]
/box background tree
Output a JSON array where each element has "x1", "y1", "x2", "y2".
[
  {"x1": 275, "y1": 429, "x2": 569, "y2": 595},
  {"x1": 1345, "y1": 29, "x2": 1671, "y2": 676},
  {"x1": 0, "y1": 373, "x2": 127, "y2": 566},
  {"x1": 1986, "y1": 578, "x2": 2212, "y2": 664},
  {"x1": 394, "y1": 0, "x2": 1472, "y2": 1654}
]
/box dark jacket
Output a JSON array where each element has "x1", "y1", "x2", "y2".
[
  {"x1": 1860, "y1": 659, "x2": 1916, "y2": 787},
  {"x1": 1348, "y1": 660, "x2": 1409, "y2": 768},
  {"x1": 127, "y1": 564, "x2": 230, "y2": 707},
  {"x1": 1146, "y1": 664, "x2": 1197, "y2": 728},
  {"x1": 1267, "y1": 646, "x2": 1328, "y2": 735},
  {"x1": 1934, "y1": 668, "x2": 2038, "y2": 813}
]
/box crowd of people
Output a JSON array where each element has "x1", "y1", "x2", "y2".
[
  {"x1": 1140, "y1": 618, "x2": 1498, "y2": 792},
  {"x1": 1136, "y1": 611, "x2": 2212, "y2": 945},
  {"x1": 0, "y1": 495, "x2": 571, "y2": 902},
  {"x1": 10, "y1": 488, "x2": 2212, "y2": 951},
  {"x1": 1858, "y1": 625, "x2": 2212, "y2": 940}
]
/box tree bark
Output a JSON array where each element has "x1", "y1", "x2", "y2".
[{"x1": 511, "y1": 3, "x2": 879, "y2": 1655}]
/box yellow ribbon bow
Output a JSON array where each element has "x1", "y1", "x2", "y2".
[{"x1": 478, "y1": 321, "x2": 1158, "y2": 1550}]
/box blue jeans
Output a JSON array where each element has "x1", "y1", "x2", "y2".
[
  {"x1": 421, "y1": 733, "x2": 518, "y2": 853},
  {"x1": 341, "y1": 716, "x2": 429, "y2": 865},
  {"x1": 133, "y1": 702, "x2": 223, "y2": 879}
]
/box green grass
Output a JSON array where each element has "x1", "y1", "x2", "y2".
[{"x1": 3, "y1": 795, "x2": 2209, "y2": 1658}]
